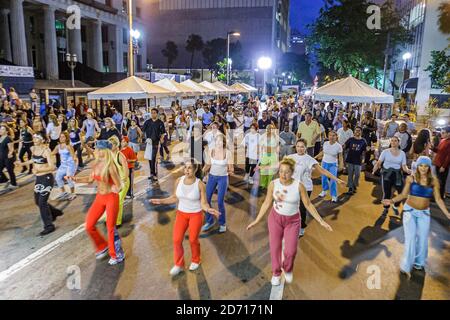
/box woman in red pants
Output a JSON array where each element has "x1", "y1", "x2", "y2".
[
  {"x1": 66, "y1": 140, "x2": 124, "y2": 265},
  {"x1": 247, "y1": 157, "x2": 333, "y2": 286},
  {"x1": 149, "y1": 159, "x2": 220, "y2": 276}
]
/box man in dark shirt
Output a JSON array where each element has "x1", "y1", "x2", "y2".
[
  {"x1": 143, "y1": 108, "x2": 166, "y2": 181},
  {"x1": 344, "y1": 126, "x2": 368, "y2": 195},
  {"x1": 258, "y1": 111, "x2": 272, "y2": 131}
]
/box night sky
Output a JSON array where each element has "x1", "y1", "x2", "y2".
[{"x1": 290, "y1": 0, "x2": 325, "y2": 34}]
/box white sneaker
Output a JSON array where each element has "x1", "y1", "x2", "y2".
[
  {"x1": 271, "y1": 275, "x2": 281, "y2": 286},
  {"x1": 218, "y1": 225, "x2": 227, "y2": 233},
  {"x1": 67, "y1": 194, "x2": 77, "y2": 201},
  {"x1": 95, "y1": 247, "x2": 109, "y2": 260},
  {"x1": 331, "y1": 196, "x2": 338, "y2": 203},
  {"x1": 55, "y1": 192, "x2": 69, "y2": 200},
  {"x1": 299, "y1": 228, "x2": 305, "y2": 238},
  {"x1": 249, "y1": 176, "x2": 254, "y2": 185},
  {"x1": 244, "y1": 173, "x2": 249, "y2": 182},
  {"x1": 319, "y1": 191, "x2": 327, "y2": 198},
  {"x1": 169, "y1": 265, "x2": 184, "y2": 276},
  {"x1": 284, "y1": 271, "x2": 293, "y2": 284},
  {"x1": 189, "y1": 262, "x2": 200, "y2": 271}
]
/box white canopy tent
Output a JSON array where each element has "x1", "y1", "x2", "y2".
[
  {"x1": 212, "y1": 81, "x2": 237, "y2": 94},
  {"x1": 199, "y1": 81, "x2": 226, "y2": 94},
  {"x1": 313, "y1": 76, "x2": 394, "y2": 104},
  {"x1": 154, "y1": 78, "x2": 201, "y2": 96},
  {"x1": 181, "y1": 79, "x2": 216, "y2": 95},
  {"x1": 87, "y1": 76, "x2": 174, "y2": 100},
  {"x1": 231, "y1": 82, "x2": 258, "y2": 93}
]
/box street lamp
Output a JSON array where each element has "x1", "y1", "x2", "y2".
[
  {"x1": 131, "y1": 28, "x2": 141, "y2": 74},
  {"x1": 257, "y1": 56, "x2": 272, "y2": 96},
  {"x1": 402, "y1": 52, "x2": 412, "y2": 69},
  {"x1": 128, "y1": 0, "x2": 134, "y2": 76},
  {"x1": 227, "y1": 31, "x2": 240, "y2": 85},
  {"x1": 66, "y1": 53, "x2": 77, "y2": 88}
]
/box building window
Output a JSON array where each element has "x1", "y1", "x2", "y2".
[
  {"x1": 102, "y1": 25, "x2": 109, "y2": 43},
  {"x1": 103, "y1": 51, "x2": 110, "y2": 72},
  {"x1": 55, "y1": 20, "x2": 65, "y2": 38},
  {"x1": 81, "y1": 25, "x2": 87, "y2": 43},
  {"x1": 123, "y1": 28, "x2": 128, "y2": 44},
  {"x1": 123, "y1": 52, "x2": 128, "y2": 73},
  {"x1": 136, "y1": 7, "x2": 141, "y2": 18}
]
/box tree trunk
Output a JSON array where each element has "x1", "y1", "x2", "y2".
[{"x1": 190, "y1": 52, "x2": 194, "y2": 71}]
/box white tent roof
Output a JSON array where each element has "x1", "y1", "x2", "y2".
[
  {"x1": 181, "y1": 79, "x2": 215, "y2": 95},
  {"x1": 199, "y1": 81, "x2": 225, "y2": 94},
  {"x1": 87, "y1": 76, "x2": 174, "y2": 100},
  {"x1": 233, "y1": 82, "x2": 258, "y2": 92},
  {"x1": 230, "y1": 83, "x2": 251, "y2": 93},
  {"x1": 313, "y1": 76, "x2": 394, "y2": 104},
  {"x1": 154, "y1": 78, "x2": 201, "y2": 96},
  {"x1": 212, "y1": 81, "x2": 237, "y2": 93}
]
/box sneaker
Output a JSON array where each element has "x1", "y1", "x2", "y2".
[
  {"x1": 189, "y1": 262, "x2": 200, "y2": 271},
  {"x1": 125, "y1": 195, "x2": 132, "y2": 199},
  {"x1": 299, "y1": 228, "x2": 305, "y2": 238},
  {"x1": 51, "y1": 209, "x2": 64, "y2": 221},
  {"x1": 249, "y1": 176, "x2": 254, "y2": 185},
  {"x1": 319, "y1": 191, "x2": 327, "y2": 198},
  {"x1": 284, "y1": 271, "x2": 293, "y2": 284},
  {"x1": 169, "y1": 265, "x2": 183, "y2": 276},
  {"x1": 67, "y1": 194, "x2": 77, "y2": 201},
  {"x1": 8, "y1": 184, "x2": 19, "y2": 190},
  {"x1": 413, "y1": 264, "x2": 424, "y2": 271},
  {"x1": 331, "y1": 196, "x2": 338, "y2": 203},
  {"x1": 55, "y1": 192, "x2": 69, "y2": 200},
  {"x1": 218, "y1": 225, "x2": 227, "y2": 233},
  {"x1": 108, "y1": 255, "x2": 125, "y2": 265},
  {"x1": 95, "y1": 247, "x2": 109, "y2": 260},
  {"x1": 39, "y1": 225, "x2": 56, "y2": 236},
  {"x1": 271, "y1": 275, "x2": 281, "y2": 286},
  {"x1": 201, "y1": 222, "x2": 215, "y2": 232}
]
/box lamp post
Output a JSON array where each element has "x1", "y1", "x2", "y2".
[
  {"x1": 128, "y1": 0, "x2": 134, "y2": 76},
  {"x1": 65, "y1": 53, "x2": 77, "y2": 88},
  {"x1": 257, "y1": 56, "x2": 272, "y2": 97},
  {"x1": 227, "y1": 31, "x2": 240, "y2": 85},
  {"x1": 402, "y1": 52, "x2": 412, "y2": 81},
  {"x1": 131, "y1": 29, "x2": 141, "y2": 74}
]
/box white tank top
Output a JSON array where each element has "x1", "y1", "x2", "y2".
[
  {"x1": 226, "y1": 112, "x2": 235, "y2": 123},
  {"x1": 209, "y1": 150, "x2": 228, "y2": 176},
  {"x1": 272, "y1": 179, "x2": 301, "y2": 216},
  {"x1": 176, "y1": 176, "x2": 202, "y2": 213}
]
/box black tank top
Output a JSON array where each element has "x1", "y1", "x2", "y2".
[{"x1": 21, "y1": 128, "x2": 33, "y2": 144}]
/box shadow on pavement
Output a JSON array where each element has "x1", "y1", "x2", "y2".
[
  {"x1": 394, "y1": 269, "x2": 426, "y2": 300},
  {"x1": 339, "y1": 213, "x2": 402, "y2": 279},
  {"x1": 80, "y1": 260, "x2": 125, "y2": 300}
]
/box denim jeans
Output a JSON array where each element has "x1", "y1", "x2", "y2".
[
  {"x1": 401, "y1": 204, "x2": 431, "y2": 272},
  {"x1": 205, "y1": 174, "x2": 228, "y2": 226},
  {"x1": 322, "y1": 162, "x2": 338, "y2": 197},
  {"x1": 346, "y1": 163, "x2": 361, "y2": 189}
]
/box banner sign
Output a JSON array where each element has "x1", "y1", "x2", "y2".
[{"x1": 0, "y1": 65, "x2": 34, "y2": 78}]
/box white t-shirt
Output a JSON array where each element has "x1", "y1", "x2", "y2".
[
  {"x1": 322, "y1": 141, "x2": 343, "y2": 164},
  {"x1": 287, "y1": 153, "x2": 318, "y2": 191},
  {"x1": 244, "y1": 132, "x2": 259, "y2": 160}
]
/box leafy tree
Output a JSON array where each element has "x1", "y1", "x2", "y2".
[
  {"x1": 161, "y1": 41, "x2": 178, "y2": 73},
  {"x1": 216, "y1": 58, "x2": 227, "y2": 82},
  {"x1": 279, "y1": 53, "x2": 311, "y2": 84},
  {"x1": 425, "y1": 50, "x2": 450, "y2": 93},
  {"x1": 202, "y1": 38, "x2": 227, "y2": 76},
  {"x1": 308, "y1": 0, "x2": 410, "y2": 83},
  {"x1": 438, "y1": 2, "x2": 450, "y2": 34},
  {"x1": 185, "y1": 34, "x2": 204, "y2": 70}
]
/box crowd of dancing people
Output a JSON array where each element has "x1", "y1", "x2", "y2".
[{"x1": 1, "y1": 85, "x2": 449, "y2": 282}]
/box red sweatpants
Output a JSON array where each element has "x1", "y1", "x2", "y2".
[
  {"x1": 173, "y1": 210, "x2": 203, "y2": 267},
  {"x1": 85, "y1": 193, "x2": 119, "y2": 259}
]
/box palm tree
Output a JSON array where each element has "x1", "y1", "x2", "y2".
[
  {"x1": 185, "y1": 34, "x2": 204, "y2": 71},
  {"x1": 438, "y1": 2, "x2": 450, "y2": 34},
  {"x1": 162, "y1": 41, "x2": 178, "y2": 73}
]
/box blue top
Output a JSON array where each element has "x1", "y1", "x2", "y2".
[
  {"x1": 380, "y1": 149, "x2": 406, "y2": 170},
  {"x1": 410, "y1": 181, "x2": 433, "y2": 199}
]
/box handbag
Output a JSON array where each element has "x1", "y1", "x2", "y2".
[{"x1": 144, "y1": 139, "x2": 153, "y2": 160}]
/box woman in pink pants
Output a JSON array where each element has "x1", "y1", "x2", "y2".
[{"x1": 247, "y1": 157, "x2": 333, "y2": 286}]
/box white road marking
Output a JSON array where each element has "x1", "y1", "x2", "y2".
[
  {"x1": 0, "y1": 169, "x2": 181, "y2": 283},
  {"x1": 0, "y1": 224, "x2": 85, "y2": 283}
]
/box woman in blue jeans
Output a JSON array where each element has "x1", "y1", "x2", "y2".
[
  {"x1": 316, "y1": 131, "x2": 344, "y2": 203},
  {"x1": 383, "y1": 156, "x2": 449, "y2": 276},
  {"x1": 202, "y1": 134, "x2": 234, "y2": 233}
]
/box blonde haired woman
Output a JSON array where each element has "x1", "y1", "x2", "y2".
[
  {"x1": 108, "y1": 135, "x2": 130, "y2": 227},
  {"x1": 66, "y1": 140, "x2": 124, "y2": 265},
  {"x1": 247, "y1": 157, "x2": 332, "y2": 286}
]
